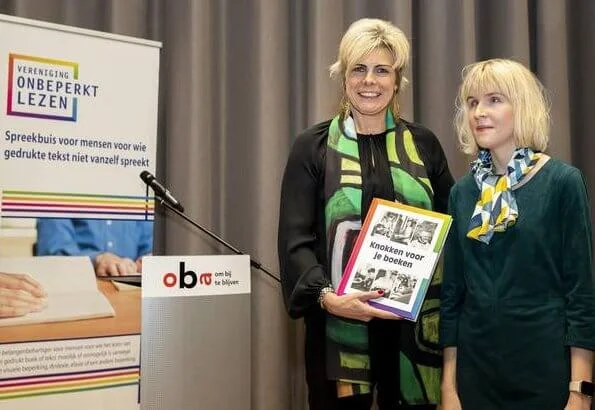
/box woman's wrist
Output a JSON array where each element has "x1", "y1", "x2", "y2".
[
  {"x1": 568, "y1": 390, "x2": 592, "y2": 400},
  {"x1": 317, "y1": 285, "x2": 335, "y2": 310},
  {"x1": 441, "y1": 380, "x2": 457, "y2": 391}
]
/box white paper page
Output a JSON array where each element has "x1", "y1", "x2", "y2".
[
  {"x1": 0, "y1": 291, "x2": 114, "y2": 326},
  {"x1": 0, "y1": 256, "x2": 99, "y2": 293},
  {"x1": 0, "y1": 256, "x2": 115, "y2": 325}
]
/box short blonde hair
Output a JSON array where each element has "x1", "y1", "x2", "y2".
[
  {"x1": 454, "y1": 59, "x2": 551, "y2": 155},
  {"x1": 329, "y1": 18, "x2": 410, "y2": 119}
]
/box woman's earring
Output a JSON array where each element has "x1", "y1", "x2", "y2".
[
  {"x1": 342, "y1": 98, "x2": 350, "y2": 118},
  {"x1": 390, "y1": 93, "x2": 400, "y2": 118}
]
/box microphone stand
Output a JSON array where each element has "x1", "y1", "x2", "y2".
[{"x1": 155, "y1": 195, "x2": 280, "y2": 284}]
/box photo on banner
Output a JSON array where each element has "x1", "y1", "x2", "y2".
[{"x1": 0, "y1": 14, "x2": 160, "y2": 410}]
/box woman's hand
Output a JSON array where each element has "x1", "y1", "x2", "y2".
[
  {"x1": 565, "y1": 391, "x2": 591, "y2": 410},
  {"x1": 0, "y1": 272, "x2": 47, "y2": 318},
  {"x1": 322, "y1": 290, "x2": 402, "y2": 321},
  {"x1": 440, "y1": 385, "x2": 462, "y2": 410}
]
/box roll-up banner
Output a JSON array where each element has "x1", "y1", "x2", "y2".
[{"x1": 0, "y1": 14, "x2": 160, "y2": 410}]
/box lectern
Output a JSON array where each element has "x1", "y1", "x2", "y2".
[{"x1": 140, "y1": 255, "x2": 251, "y2": 409}]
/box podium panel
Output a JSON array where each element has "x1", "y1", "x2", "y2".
[{"x1": 141, "y1": 255, "x2": 251, "y2": 410}]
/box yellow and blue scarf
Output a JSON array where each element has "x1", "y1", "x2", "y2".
[{"x1": 467, "y1": 148, "x2": 541, "y2": 244}]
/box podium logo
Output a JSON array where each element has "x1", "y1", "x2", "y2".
[
  {"x1": 163, "y1": 261, "x2": 212, "y2": 288},
  {"x1": 6, "y1": 53, "x2": 100, "y2": 122}
]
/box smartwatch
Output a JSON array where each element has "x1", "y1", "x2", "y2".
[{"x1": 569, "y1": 380, "x2": 594, "y2": 398}]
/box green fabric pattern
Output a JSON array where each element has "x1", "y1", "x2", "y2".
[
  {"x1": 324, "y1": 111, "x2": 442, "y2": 404},
  {"x1": 325, "y1": 188, "x2": 362, "y2": 231},
  {"x1": 399, "y1": 353, "x2": 425, "y2": 402}
]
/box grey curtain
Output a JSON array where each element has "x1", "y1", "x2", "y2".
[{"x1": 2, "y1": 1, "x2": 593, "y2": 409}]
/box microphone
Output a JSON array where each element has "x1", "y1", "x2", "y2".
[
  {"x1": 139, "y1": 170, "x2": 280, "y2": 283},
  {"x1": 140, "y1": 170, "x2": 185, "y2": 213}
]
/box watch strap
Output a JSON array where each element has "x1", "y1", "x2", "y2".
[{"x1": 570, "y1": 380, "x2": 594, "y2": 398}]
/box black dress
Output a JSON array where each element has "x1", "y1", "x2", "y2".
[{"x1": 279, "y1": 119, "x2": 454, "y2": 409}]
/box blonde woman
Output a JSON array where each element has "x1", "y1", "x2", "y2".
[
  {"x1": 441, "y1": 59, "x2": 595, "y2": 410},
  {"x1": 279, "y1": 18, "x2": 454, "y2": 409}
]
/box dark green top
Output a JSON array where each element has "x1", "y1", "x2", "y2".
[{"x1": 440, "y1": 158, "x2": 595, "y2": 409}]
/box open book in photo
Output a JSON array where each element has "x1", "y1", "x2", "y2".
[{"x1": 0, "y1": 256, "x2": 115, "y2": 327}]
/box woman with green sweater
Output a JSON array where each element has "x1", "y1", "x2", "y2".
[{"x1": 440, "y1": 59, "x2": 595, "y2": 410}]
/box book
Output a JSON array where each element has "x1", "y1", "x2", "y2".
[
  {"x1": 337, "y1": 198, "x2": 452, "y2": 321},
  {"x1": 0, "y1": 256, "x2": 115, "y2": 327}
]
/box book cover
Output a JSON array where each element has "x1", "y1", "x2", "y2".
[{"x1": 337, "y1": 198, "x2": 452, "y2": 321}]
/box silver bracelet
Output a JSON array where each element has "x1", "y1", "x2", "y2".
[{"x1": 317, "y1": 286, "x2": 335, "y2": 310}]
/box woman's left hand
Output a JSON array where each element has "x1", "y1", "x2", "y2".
[{"x1": 564, "y1": 392, "x2": 591, "y2": 410}]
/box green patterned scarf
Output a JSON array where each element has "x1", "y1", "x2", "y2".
[{"x1": 324, "y1": 111, "x2": 443, "y2": 404}]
